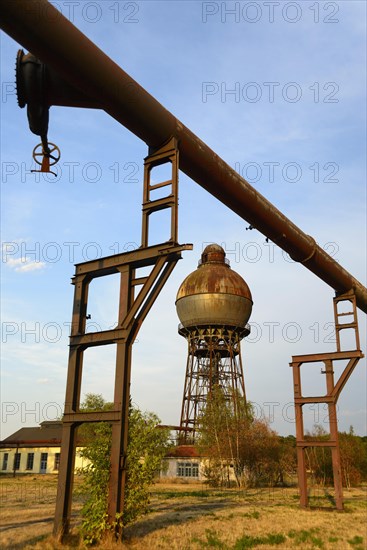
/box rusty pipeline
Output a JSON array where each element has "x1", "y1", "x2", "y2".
[{"x1": 1, "y1": 0, "x2": 366, "y2": 313}]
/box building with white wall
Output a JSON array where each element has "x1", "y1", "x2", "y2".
[
  {"x1": 0, "y1": 421, "x2": 87, "y2": 475},
  {"x1": 161, "y1": 445, "x2": 204, "y2": 481},
  {"x1": 1, "y1": 422, "x2": 209, "y2": 481}
]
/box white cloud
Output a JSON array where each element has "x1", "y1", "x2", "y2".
[
  {"x1": 6, "y1": 257, "x2": 46, "y2": 272},
  {"x1": 16, "y1": 261, "x2": 46, "y2": 273}
]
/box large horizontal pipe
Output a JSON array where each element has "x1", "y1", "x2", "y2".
[{"x1": 1, "y1": 0, "x2": 366, "y2": 313}]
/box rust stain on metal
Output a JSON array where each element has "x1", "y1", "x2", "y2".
[
  {"x1": 176, "y1": 244, "x2": 252, "y2": 335},
  {"x1": 177, "y1": 245, "x2": 252, "y2": 299},
  {"x1": 177, "y1": 245, "x2": 252, "y2": 442}
]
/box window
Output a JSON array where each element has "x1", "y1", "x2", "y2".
[
  {"x1": 2, "y1": 453, "x2": 8, "y2": 471},
  {"x1": 26, "y1": 453, "x2": 34, "y2": 470},
  {"x1": 13, "y1": 453, "x2": 21, "y2": 470},
  {"x1": 54, "y1": 453, "x2": 60, "y2": 471},
  {"x1": 40, "y1": 453, "x2": 48, "y2": 473},
  {"x1": 177, "y1": 461, "x2": 199, "y2": 478}
]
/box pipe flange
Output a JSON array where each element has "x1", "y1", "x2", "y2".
[{"x1": 16, "y1": 49, "x2": 26, "y2": 108}]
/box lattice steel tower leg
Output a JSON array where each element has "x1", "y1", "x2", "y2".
[{"x1": 179, "y1": 326, "x2": 249, "y2": 442}]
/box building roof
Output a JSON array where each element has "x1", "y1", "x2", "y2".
[
  {"x1": 166, "y1": 445, "x2": 201, "y2": 458},
  {"x1": 0, "y1": 421, "x2": 62, "y2": 448},
  {"x1": 1, "y1": 423, "x2": 203, "y2": 458}
]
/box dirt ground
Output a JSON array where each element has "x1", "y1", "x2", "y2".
[{"x1": 0, "y1": 475, "x2": 366, "y2": 549}]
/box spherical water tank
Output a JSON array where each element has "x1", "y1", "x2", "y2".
[{"x1": 176, "y1": 244, "x2": 253, "y2": 329}]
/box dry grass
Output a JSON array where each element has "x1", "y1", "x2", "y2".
[{"x1": 1, "y1": 475, "x2": 366, "y2": 549}]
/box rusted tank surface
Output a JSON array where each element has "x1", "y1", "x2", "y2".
[{"x1": 176, "y1": 245, "x2": 253, "y2": 328}]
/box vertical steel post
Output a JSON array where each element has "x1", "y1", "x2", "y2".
[
  {"x1": 292, "y1": 362, "x2": 308, "y2": 508},
  {"x1": 108, "y1": 266, "x2": 131, "y2": 525},
  {"x1": 325, "y1": 359, "x2": 343, "y2": 510},
  {"x1": 54, "y1": 275, "x2": 88, "y2": 537}
]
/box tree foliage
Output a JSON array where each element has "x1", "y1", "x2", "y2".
[
  {"x1": 305, "y1": 424, "x2": 367, "y2": 488},
  {"x1": 339, "y1": 427, "x2": 367, "y2": 488},
  {"x1": 304, "y1": 425, "x2": 333, "y2": 486},
  {"x1": 123, "y1": 406, "x2": 170, "y2": 524},
  {"x1": 198, "y1": 387, "x2": 283, "y2": 488},
  {"x1": 76, "y1": 394, "x2": 170, "y2": 545},
  {"x1": 198, "y1": 391, "x2": 367, "y2": 491},
  {"x1": 276, "y1": 435, "x2": 297, "y2": 486}
]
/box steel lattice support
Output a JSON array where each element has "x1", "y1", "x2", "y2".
[
  {"x1": 290, "y1": 292, "x2": 364, "y2": 510},
  {"x1": 53, "y1": 139, "x2": 192, "y2": 539},
  {"x1": 179, "y1": 325, "x2": 249, "y2": 442}
]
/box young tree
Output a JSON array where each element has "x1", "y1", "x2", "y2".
[
  {"x1": 76, "y1": 394, "x2": 170, "y2": 545},
  {"x1": 339, "y1": 427, "x2": 367, "y2": 488},
  {"x1": 304, "y1": 425, "x2": 333, "y2": 486},
  {"x1": 237, "y1": 418, "x2": 281, "y2": 488},
  {"x1": 123, "y1": 406, "x2": 170, "y2": 524},
  {"x1": 198, "y1": 387, "x2": 281, "y2": 488},
  {"x1": 73, "y1": 394, "x2": 112, "y2": 543},
  {"x1": 275, "y1": 435, "x2": 297, "y2": 486},
  {"x1": 198, "y1": 387, "x2": 248, "y2": 487}
]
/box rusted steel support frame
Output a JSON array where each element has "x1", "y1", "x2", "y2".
[
  {"x1": 324, "y1": 360, "x2": 343, "y2": 510},
  {"x1": 179, "y1": 351, "x2": 195, "y2": 438},
  {"x1": 63, "y1": 411, "x2": 122, "y2": 423},
  {"x1": 53, "y1": 243, "x2": 188, "y2": 539},
  {"x1": 291, "y1": 355, "x2": 363, "y2": 509},
  {"x1": 292, "y1": 362, "x2": 307, "y2": 507},
  {"x1": 333, "y1": 292, "x2": 361, "y2": 351},
  {"x1": 1, "y1": 0, "x2": 366, "y2": 312},
  {"x1": 142, "y1": 137, "x2": 179, "y2": 247},
  {"x1": 290, "y1": 292, "x2": 364, "y2": 510},
  {"x1": 54, "y1": 275, "x2": 88, "y2": 537},
  {"x1": 291, "y1": 350, "x2": 362, "y2": 363},
  {"x1": 74, "y1": 243, "x2": 192, "y2": 277}
]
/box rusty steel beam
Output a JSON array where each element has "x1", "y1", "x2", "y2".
[{"x1": 1, "y1": 0, "x2": 366, "y2": 313}]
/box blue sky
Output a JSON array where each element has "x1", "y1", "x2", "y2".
[{"x1": 1, "y1": 0, "x2": 366, "y2": 439}]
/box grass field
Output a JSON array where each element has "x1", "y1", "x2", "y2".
[{"x1": 0, "y1": 475, "x2": 366, "y2": 549}]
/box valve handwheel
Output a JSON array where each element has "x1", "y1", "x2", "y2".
[{"x1": 33, "y1": 142, "x2": 61, "y2": 166}]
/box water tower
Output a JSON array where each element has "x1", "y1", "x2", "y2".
[{"x1": 176, "y1": 244, "x2": 253, "y2": 442}]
